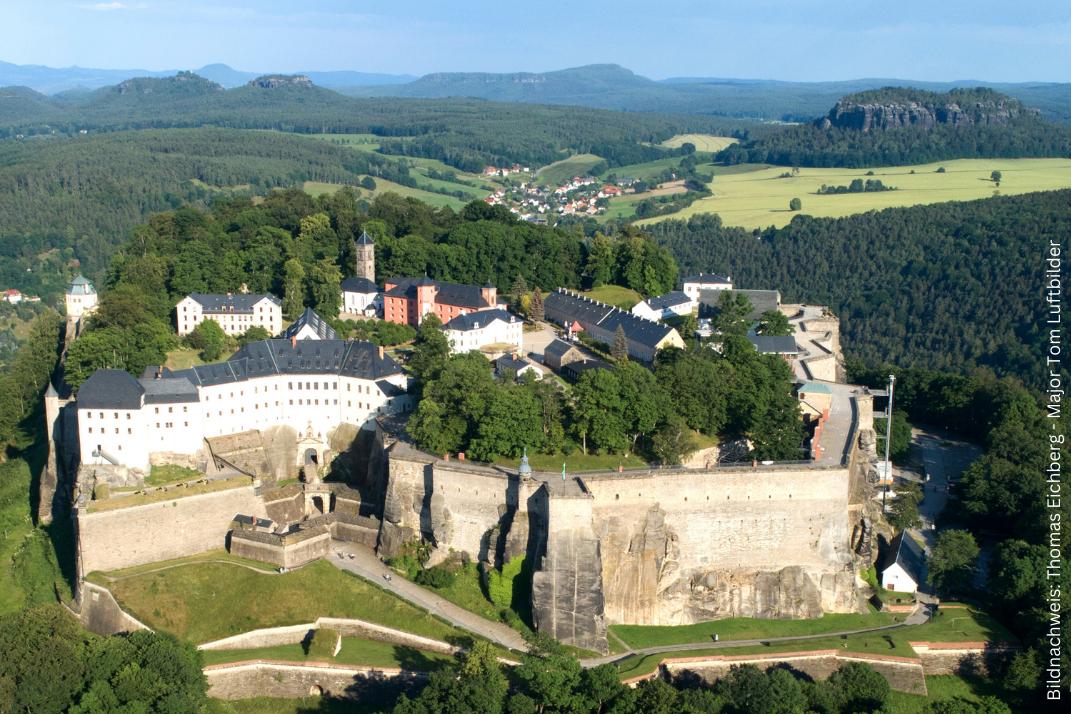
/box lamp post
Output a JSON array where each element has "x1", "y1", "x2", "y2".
[{"x1": 882, "y1": 374, "x2": 896, "y2": 511}]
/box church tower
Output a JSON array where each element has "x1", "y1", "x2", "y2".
[{"x1": 354, "y1": 230, "x2": 375, "y2": 282}]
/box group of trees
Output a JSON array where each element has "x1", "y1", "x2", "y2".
[
  {"x1": 407, "y1": 308, "x2": 803, "y2": 464},
  {"x1": 0, "y1": 310, "x2": 61, "y2": 450},
  {"x1": 648, "y1": 191, "x2": 1071, "y2": 390},
  {"x1": 0, "y1": 605, "x2": 209, "y2": 714},
  {"x1": 817, "y1": 178, "x2": 895, "y2": 194},
  {"x1": 850, "y1": 362, "x2": 1067, "y2": 699}
]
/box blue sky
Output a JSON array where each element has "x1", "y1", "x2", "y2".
[{"x1": 2, "y1": 1, "x2": 1068, "y2": 81}]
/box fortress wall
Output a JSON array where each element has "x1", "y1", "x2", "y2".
[
  {"x1": 78, "y1": 486, "x2": 262, "y2": 573},
  {"x1": 582, "y1": 466, "x2": 851, "y2": 571},
  {"x1": 204, "y1": 662, "x2": 418, "y2": 700}
]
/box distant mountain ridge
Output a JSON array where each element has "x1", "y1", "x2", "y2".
[{"x1": 3, "y1": 59, "x2": 1070, "y2": 123}]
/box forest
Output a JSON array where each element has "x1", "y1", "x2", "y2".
[{"x1": 647, "y1": 190, "x2": 1071, "y2": 389}]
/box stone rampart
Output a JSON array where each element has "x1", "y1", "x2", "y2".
[
  {"x1": 910, "y1": 642, "x2": 1017, "y2": 677},
  {"x1": 199, "y1": 616, "x2": 459, "y2": 655},
  {"x1": 78, "y1": 581, "x2": 151, "y2": 636},
  {"x1": 78, "y1": 486, "x2": 262, "y2": 573},
  {"x1": 204, "y1": 661, "x2": 419, "y2": 700}
]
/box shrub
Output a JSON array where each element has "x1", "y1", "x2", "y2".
[
  {"x1": 416, "y1": 563, "x2": 457, "y2": 589},
  {"x1": 789, "y1": 197, "x2": 802, "y2": 211},
  {"x1": 487, "y1": 556, "x2": 526, "y2": 608}
]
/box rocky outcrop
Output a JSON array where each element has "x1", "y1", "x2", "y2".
[
  {"x1": 816, "y1": 90, "x2": 1034, "y2": 132},
  {"x1": 248, "y1": 74, "x2": 314, "y2": 89}
]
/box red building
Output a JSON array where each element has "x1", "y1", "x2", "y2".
[{"x1": 382, "y1": 277, "x2": 498, "y2": 326}]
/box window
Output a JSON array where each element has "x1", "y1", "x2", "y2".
[{"x1": 127, "y1": 428, "x2": 132, "y2": 434}]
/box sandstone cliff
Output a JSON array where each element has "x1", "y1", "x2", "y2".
[{"x1": 815, "y1": 88, "x2": 1034, "y2": 133}]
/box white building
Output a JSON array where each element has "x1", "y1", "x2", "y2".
[
  {"x1": 65, "y1": 276, "x2": 98, "y2": 319},
  {"x1": 442, "y1": 309, "x2": 522, "y2": 355},
  {"x1": 631, "y1": 291, "x2": 694, "y2": 322},
  {"x1": 880, "y1": 531, "x2": 925, "y2": 593},
  {"x1": 76, "y1": 339, "x2": 411, "y2": 472},
  {"x1": 175, "y1": 293, "x2": 283, "y2": 337},
  {"x1": 682, "y1": 273, "x2": 732, "y2": 301},
  {"x1": 340, "y1": 276, "x2": 379, "y2": 317},
  {"x1": 282, "y1": 308, "x2": 338, "y2": 341}
]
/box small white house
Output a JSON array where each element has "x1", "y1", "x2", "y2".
[
  {"x1": 495, "y1": 354, "x2": 542, "y2": 381},
  {"x1": 281, "y1": 308, "x2": 338, "y2": 341},
  {"x1": 682, "y1": 273, "x2": 732, "y2": 301},
  {"x1": 880, "y1": 531, "x2": 926, "y2": 593},
  {"x1": 340, "y1": 276, "x2": 379, "y2": 317},
  {"x1": 65, "y1": 276, "x2": 98, "y2": 318},
  {"x1": 175, "y1": 293, "x2": 283, "y2": 337},
  {"x1": 631, "y1": 291, "x2": 694, "y2": 322},
  {"x1": 443, "y1": 309, "x2": 523, "y2": 354}
]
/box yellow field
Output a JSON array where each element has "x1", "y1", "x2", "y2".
[
  {"x1": 636, "y1": 158, "x2": 1071, "y2": 229},
  {"x1": 660, "y1": 134, "x2": 739, "y2": 152},
  {"x1": 303, "y1": 178, "x2": 469, "y2": 210}
]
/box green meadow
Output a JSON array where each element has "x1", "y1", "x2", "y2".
[
  {"x1": 634, "y1": 157, "x2": 1071, "y2": 229},
  {"x1": 659, "y1": 133, "x2": 739, "y2": 152},
  {"x1": 535, "y1": 153, "x2": 605, "y2": 185},
  {"x1": 303, "y1": 178, "x2": 470, "y2": 209}
]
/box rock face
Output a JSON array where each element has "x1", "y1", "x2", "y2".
[
  {"x1": 248, "y1": 74, "x2": 315, "y2": 90},
  {"x1": 816, "y1": 90, "x2": 1033, "y2": 132}
]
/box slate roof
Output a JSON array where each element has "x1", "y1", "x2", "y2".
[
  {"x1": 882, "y1": 531, "x2": 926, "y2": 585},
  {"x1": 544, "y1": 339, "x2": 580, "y2": 361},
  {"x1": 545, "y1": 290, "x2": 679, "y2": 350},
  {"x1": 643, "y1": 291, "x2": 692, "y2": 311},
  {"x1": 700, "y1": 289, "x2": 781, "y2": 319},
  {"x1": 187, "y1": 293, "x2": 281, "y2": 313},
  {"x1": 444, "y1": 309, "x2": 516, "y2": 331},
  {"x1": 67, "y1": 275, "x2": 96, "y2": 296},
  {"x1": 384, "y1": 277, "x2": 493, "y2": 309},
  {"x1": 281, "y1": 307, "x2": 338, "y2": 341},
  {"x1": 166, "y1": 339, "x2": 403, "y2": 387},
  {"x1": 798, "y1": 381, "x2": 832, "y2": 395},
  {"x1": 562, "y1": 360, "x2": 611, "y2": 380},
  {"x1": 749, "y1": 334, "x2": 800, "y2": 355},
  {"x1": 140, "y1": 375, "x2": 199, "y2": 404},
  {"x1": 78, "y1": 369, "x2": 144, "y2": 409},
  {"x1": 495, "y1": 354, "x2": 530, "y2": 373},
  {"x1": 356, "y1": 230, "x2": 374, "y2": 245},
  {"x1": 340, "y1": 276, "x2": 378, "y2": 294}
]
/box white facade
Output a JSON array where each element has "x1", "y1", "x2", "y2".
[
  {"x1": 631, "y1": 296, "x2": 695, "y2": 322},
  {"x1": 65, "y1": 276, "x2": 98, "y2": 319},
  {"x1": 682, "y1": 274, "x2": 732, "y2": 301},
  {"x1": 78, "y1": 371, "x2": 410, "y2": 471},
  {"x1": 443, "y1": 311, "x2": 523, "y2": 354},
  {"x1": 880, "y1": 562, "x2": 918, "y2": 593},
  {"x1": 341, "y1": 288, "x2": 379, "y2": 316},
  {"x1": 175, "y1": 294, "x2": 283, "y2": 336}
]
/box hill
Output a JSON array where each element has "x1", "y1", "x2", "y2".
[
  {"x1": 717, "y1": 88, "x2": 1071, "y2": 168},
  {"x1": 0, "y1": 73, "x2": 745, "y2": 172},
  {"x1": 647, "y1": 190, "x2": 1071, "y2": 388}
]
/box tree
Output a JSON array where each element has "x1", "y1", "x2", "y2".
[
  {"x1": 928, "y1": 529, "x2": 980, "y2": 597},
  {"x1": 826, "y1": 661, "x2": 890, "y2": 712},
  {"x1": 611, "y1": 324, "x2": 629, "y2": 361},
  {"x1": 887, "y1": 483, "x2": 922, "y2": 530},
  {"x1": 876, "y1": 411, "x2": 912, "y2": 463},
  {"x1": 237, "y1": 325, "x2": 271, "y2": 346},
  {"x1": 408, "y1": 314, "x2": 451, "y2": 387},
  {"x1": 282, "y1": 258, "x2": 306, "y2": 317},
  {"x1": 510, "y1": 274, "x2": 529, "y2": 313},
  {"x1": 308, "y1": 256, "x2": 343, "y2": 317},
  {"x1": 651, "y1": 415, "x2": 698, "y2": 465},
  {"x1": 789, "y1": 197, "x2": 802, "y2": 211},
  {"x1": 571, "y1": 369, "x2": 629, "y2": 454},
  {"x1": 529, "y1": 288, "x2": 545, "y2": 322},
  {"x1": 756, "y1": 309, "x2": 792, "y2": 336},
  {"x1": 361, "y1": 176, "x2": 377, "y2": 190},
  {"x1": 991, "y1": 170, "x2": 1002, "y2": 185},
  {"x1": 713, "y1": 291, "x2": 753, "y2": 336},
  {"x1": 186, "y1": 319, "x2": 228, "y2": 361}
]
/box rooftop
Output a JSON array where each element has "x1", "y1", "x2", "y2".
[
  {"x1": 186, "y1": 292, "x2": 281, "y2": 313},
  {"x1": 385, "y1": 277, "x2": 494, "y2": 310},
  {"x1": 683, "y1": 273, "x2": 732, "y2": 285},
  {"x1": 340, "y1": 276, "x2": 378, "y2": 294},
  {"x1": 882, "y1": 531, "x2": 926, "y2": 584},
  {"x1": 444, "y1": 308, "x2": 516, "y2": 331},
  {"x1": 78, "y1": 369, "x2": 143, "y2": 410},
  {"x1": 749, "y1": 334, "x2": 800, "y2": 355},
  {"x1": 281, "y1": 307, "x2": 338, "y2": 341},
  {"x1": 67, "y1": 275, "x2": 96, "y2": 296},
  {"x1": 641, "y1": 291, "x2": 692, "y2": 311},
  {"x1": 545, "y1": 289, "x2": 679, "y2": 349}
]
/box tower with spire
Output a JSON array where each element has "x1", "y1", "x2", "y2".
[{"x1": 354, "y1": 230, "x2": 375, "y2": 282}]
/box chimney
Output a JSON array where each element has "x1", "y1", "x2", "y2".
[
  {"x1": 458, "y1": 452, "x2": 466, "y2": 461},
  {"x1": 155, "y1": 366, "x2": 163, "y2": 380},
  {"x1": 378, "y1": 346, "x2": 384, "y2": 359},
  {"x1": 443, "y1": 453, "x2": 450, "y2": 461},
  {"x1": 291, "y1": 336, "x2": 297, "y2": 348}
]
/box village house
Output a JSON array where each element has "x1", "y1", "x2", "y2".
[
  {"x1": 494, "y1": 353, "x2": 542, "y2": 381},
  {"x1": 2, "y1": 289, "x2": 22, "y2": 304},
  {"x1": 175, "y1": 293, "x2": 283, "y2": 337},
  {"x1": 543, "y1": 338, "x2": 585, "y2": 371},
  {"x1": 682, "y1": 273, "x2": 733, "y2": 301},
  {"x1": 382, "y1": 277, "x2": 498, "y2": 327},
  {"x1": 880, "y1": 531, "x2": 926, "y2": 593},
  {"x1": 543, "y1": 289, "x2": 684, "y2": 363}
]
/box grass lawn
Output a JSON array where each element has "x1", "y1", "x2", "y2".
[
  {"x1": 226, "y1": 697, "x2": 383, "y2": 714},
  {"x1": 410, "y1": 562, "x2": 508, "y2": 627},
  {"x1": 615, "y1": 630, "x2": 916, "y2": 680},
  {"x1": 164, "y1": 348, "x2": 205, "y2": 371},
  {"x1": 102, "y1": 558, "x2": 473, "y2": 644},
  {"x1": 87, "y1": 550, "x2": 277, "y2": 585},
  {"x1": 145, "y1": 464, "x2": 203, "y2": 487},
  {"x1": 535, "y1": 154, "x2": 604, "y2": 186},
  {"x1": 637, "y1": 157, "x2": 1071, "y2": 229},
  {"x1": 303, "y1": 178, "x2": 468, "y2": 210},
  {"x1": 660, "y1": 134, "x2": 739, "y2": 152},
  {"x1": 885, "y1": 674, "x2": 1018, "y2": 713},
  {"x1": 494, "y1": 450, "x2": 647, "y2": 473},
  {"x1": 611, "y1": 611, "x2": 901, "y2": 649},
  {"x1": 609, "y1": 155, "x2": 689, "y2": 183},
  {"x1": 87, "y1": 476, "x2": 252, "y2": 512},
  {"x1": 907, "y1": 604, "x2": 1017, "y2": 643},
  {"x1": 201, "y1": 636, "x2": 454, "y2": 671},
  {"x1": 582, "y1": 285, "x2": 643, "y2": 310}
]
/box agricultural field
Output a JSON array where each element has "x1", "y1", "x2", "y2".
[
  {"x1": 659, "y1": 133, "x2": 740, "y2": 152},
  {"x1": 303, "y1": 178, "x2": 470, "y2": 209},
  {"x1": 635, "y1": 157, "x2": 1071, "y2": 229},
  {"x1": 534, "y1": 153, "x2": 604, "y2": 185}
]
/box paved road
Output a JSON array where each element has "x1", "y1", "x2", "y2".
[
  {"x1": 329, "y1": 541, "x2": 932, "y2": 669},
  {"x1": 813, "y1": 381, "x2": 858, "y2": 466},
  {"x1": 905, "y1": 428, "x2": 980, "y2": 552},
  {"x1": 328, "y1": 540, "x2": 530, "y2": 653}
]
